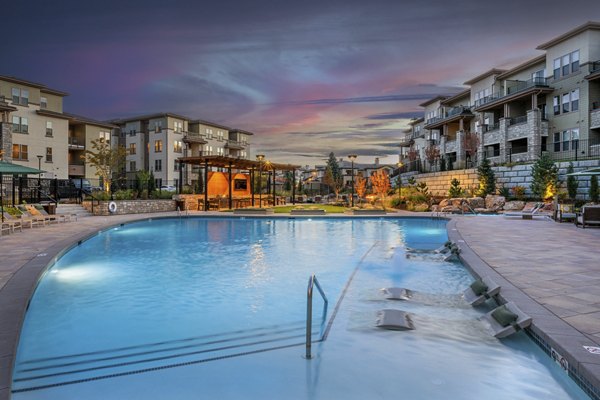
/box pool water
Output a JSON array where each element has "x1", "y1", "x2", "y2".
[{"x1": 12, "y1": 217, "x2": 590, "y2": 399}]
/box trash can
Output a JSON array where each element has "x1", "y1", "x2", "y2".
[{"x1": 42, "y1": 203, "x2": 56, "y2": 215}]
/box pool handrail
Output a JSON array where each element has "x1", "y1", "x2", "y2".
[{"x1": 306, "y1": 274, "x2": 328, "y2": 359}]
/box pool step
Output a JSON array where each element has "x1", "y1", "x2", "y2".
[{"x1": 12, "y1": 321, "x2": 323, "y2": 393}]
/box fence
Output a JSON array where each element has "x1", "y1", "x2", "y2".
[{"x1": 545, "y1": 139, "x2": 600, "y2": 162}]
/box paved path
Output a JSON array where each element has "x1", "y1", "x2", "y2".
[{"x1": 1, "y1": 212, "x2": 600, "y2": 399}]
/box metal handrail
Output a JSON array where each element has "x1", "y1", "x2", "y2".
[
  {"x1": 37, "y1": 188, "x2": 58, "y2": 206},
  {"x1": 306, "y1": 274, "x2": 328, "y2": 359}
]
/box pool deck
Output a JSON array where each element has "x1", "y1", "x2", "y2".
[{"x1": 1, "y1": 211, "x2": 600, "y2": 399}]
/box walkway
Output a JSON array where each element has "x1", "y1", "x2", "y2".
[{"x1": 1, "y1": 212, "x2": 600, "y2": 399}]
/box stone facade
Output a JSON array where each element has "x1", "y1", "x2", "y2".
[
  {"x1": 591, "y1": 109, "x2": 600, "y2": 130},
  {"x1": 83, "y1": 199, "x2": 177, "y2": 216},
  {"x1": 0, "y1": 123, "x2": 11, "y2": 162}
]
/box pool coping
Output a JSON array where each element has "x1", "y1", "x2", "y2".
[
  {"x1": 3, "y1": 213, "x2": 598, "y2": 399},
  {"x1": 448, "y1": 219, "x2": 600, "y2": 400}
]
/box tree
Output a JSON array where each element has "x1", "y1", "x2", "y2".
[
  {"x1": 477, "y1": 158, "x2": 496, "y2": 197},
  {"x1": 530, "y1": 154, "x2": 558, "y2": 200},
  {"x1": 324, "y1": 152, "x2": 343, "y2": 199},
  {"x1": 566, "y1": 163, "x2": 578, "y2": 201},
  {"x1": 355, "y1": 175, "x2": 367, "y2": 205},
  {"x1": 370, "y1": 169, "x2": 390, "y2": 205},
  {"x1": 424, "y1": 144, "x2": 440, "y2": 170},
  {"x1": 591, "y1": 175, "x2": 599, "y2": 203},
  {"x1": 448, "y1": 178, "x2": 464, "y2": 198},
  {"x1": 135, "y1": 170, "x2": 151, "y2": 199},
  {"x1": 283, "y1": 171, "x2": 293, "y2": 192},
  {"x1": 148, "y1": 170, "x2": 156, "y2": 193},
  {"x1": 463, "y1": 131, "x2": 480, "y2": 166},
  {"x1": 82, "y1": 138, "x2": 126, "y2": 192}
]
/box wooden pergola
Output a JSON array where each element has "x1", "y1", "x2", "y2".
[{"x1": 177, "y1": 155, "x2": 300, "y2": 211}]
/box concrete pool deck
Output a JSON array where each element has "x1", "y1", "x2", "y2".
[{"x1": 0, "y1": 211, "x2": 599, "y2": 399}]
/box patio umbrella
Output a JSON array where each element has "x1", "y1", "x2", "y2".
[
  {"x1": 0, "y1": 161, "x2": 45, "y2": 222},
  {"x1": 566, "y1": 167, "x2": 600, "y2": 176}
]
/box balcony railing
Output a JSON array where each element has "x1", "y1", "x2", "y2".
[
  {"x1": 508, "y1": 115, "x2": 528, "y2": 126},
  {"x1": 590, "y1": 61, "x2": 600, "y2": 74},
  {"x1": 425, "y1": 106, "x2": 472, "y2": 126},
  {"x1": 592, "y1": 101, "x2": 600, "y2": 111},
  {"x1": 475, "y1": 77, "x2": 551, "y2": 108},
  {"x1": 484, "y1": 122, "x2": 500, "y2": 132},
  {"x1": 68, "y1": 137, "x2": 85, "y2": 149}
]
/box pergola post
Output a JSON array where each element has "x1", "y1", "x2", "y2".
[
  {"x1": 250, "y1": 168, "x2": 255, "y2": 206},
  {"x1": 204, "y1": 160, "x2": 209, "y2": 211},
  {"x1": 292, "y1": 168, "x2": 296, "y2": 205},
  {"x1": 272, "y1": 168, "x2": 276, "y2": 205},
  {"x1": 228, "y1": 162, "x2": 233, "y2": 210}
]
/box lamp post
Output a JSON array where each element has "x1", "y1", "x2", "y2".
[
  {"x1": 397, "y1": 161, "x2": 404, "y2": 203},
  {"x1": 256, "y1": 154, "x2": 264, "y2": 207},
  {"x1": 37, "y1": 155, "x2": 43, "y2": 202},
  {"x1": 347, "y1": 154, "x2": 357, "y2": 207}
]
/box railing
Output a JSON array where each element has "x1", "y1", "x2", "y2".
[
  {"x1": 306, "y1": 274, "x2": 328, "y2": 359},
  {"x1": 37, "y1": 188, "x2": 58, "y2": 206},
  {"x1": 509, "y1": 115, "x2": 528, "y2": 126},
  {"x1": 592, "y1": 101, "x2": 600, "y2": 111},
  {"x1": 506, "y1": 77, "x2": 549, "y2": 95},
  {"x1": 484, "y1": 122, "x2": 500, "y2": 132},
  {"x1": 590, "y1": 61, "x2": 600, "y2": 74},
  {"x1": 545, "y1": 139, "x2": 600, "y2": 162},
  {"x1": 68, "y1": 137, "x2": 85, "y2": 147}
]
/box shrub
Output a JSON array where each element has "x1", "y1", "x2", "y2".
[
  {"x1": 113, "y1": 189, "x2": 136, "y2": 200},
  {"x1": 591, "y1": 175, "x2": 599, "y2": 203},
  {"x1": 448, "y1": 178, "x2": 464, "y2": 198},
  {"x1": 530, "y1": 154, "x2": 558, "y2": 200},
  {"x1": 566, "y1": 163, "x2": 578, "y2": 200},
  {"x1": 498, "y1": 186, "x2": 510, "y2": 198},
  {"x1": 477, "y1": 158, "x2": 496, "y2": 197},
  {"x1": 151, "y1": 190, "x2": 175, "y2": 199},
  {"x1": 511, "y1": 185, "x2": 526, "y2": 200}
]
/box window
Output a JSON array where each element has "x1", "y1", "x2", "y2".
[
  {"x1": 572, "y1": 128, "x2": 580, "y2": 151},
  {"x1": 11, "y1": 88, "x2": 29, "y2": 106},
  {"x1": 174, "y1": 161, "x2": 180, "y2": 171},
  {"x1": 174, "y1": 121, "x2": 183, "y2": 132},
  {"x1": 154, "y1": 140, "x2": 163, "y2": 152},
  {"x1": 129, "y1": 161, "x2": 136, "y2": 172},
  {"x1": 217, "y1": 131, "x2": 224, "y2": 141},
  {"x1": 206, "y1": 128, "x2": 213, "y2": 139},
  {"x1": 129, "y1": 143, "x2": 136, "y2": 155},
  {"x1": 571, "y1": 50, "x2": 580, "y2": 73},
  {"x1": 553, "y1": 58, "x2": 561, "y2": 80},
  {"x1": 155, "y1": 121, "x2": 162, "y2": 133},
  {"x1": 553, "y1": 96, "x2": 560, "y2": 115},
  {"x1": 554, "y1": 129, "x2": 579, "y2": 152},
  {"x1": 46, "y1": 121, "x2": 53, "y2": 137},
  {"x1": 154, "y1": 159, "x2": 162, "y2": 171},
  {"x1": 562, "y1": 93, "x2": 570, "y2": 113},
  {"x1": 12, "y1": 116, "x2": 28, "y2": 133},
  {"x1": 571, "y1": 89, "x2": 579, "y2": 111},
  {"x1": 46, "y1": 147, "x2": 53, "y2": 163},
  {"x1": 217, "y1": 147, "x2": 224, "y2": 156},
  {"x1": 562, "y1": 54, "x2": 570, "y2": 76},
  {"x1": 12, "y1": 144, "x2": 28, "y2": 160},
  {"x1": 553, "y1": 132, "x2": 561, "y2": 152},
  {"x1": 173, "y1": 140, "x2": 182, "y2": 153},
  {"x1": 99, "y1": 131, "x2": 110, "y2": 144},
  {"x1": 40, "y1": 96, "x2": 47, "y2": 109}
]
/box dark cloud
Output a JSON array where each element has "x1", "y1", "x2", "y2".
[{"x1": 365, "y1": 111, "x2": 424, "y2": 120}]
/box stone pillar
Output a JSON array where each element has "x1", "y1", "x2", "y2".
[
  {"x1": 440, "y1": 134, "x2": 447, "y2": 160},
  {"x1": 456, "y1": 130, "x2": 465, "y2": 169},
  {"x1": 1, "y1": 122, "x2": 13, "y2": 162},
  {"x1": 476, "y1": 124, "x2": 485, "y2": 163},
  {"x1": 527, "y1": 108, "x2": 542, "y2": 161},
  {"x1": 499, "y1": 118, "x2": 510, "y2": 163}
]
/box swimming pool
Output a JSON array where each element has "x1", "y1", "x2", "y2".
[{"x1": 12, "y1": 217, "x2": 590, "y2": 399}]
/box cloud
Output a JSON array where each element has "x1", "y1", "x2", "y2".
[{"x1": 365, "y1": 111, "x2": 424, "y2": 120}]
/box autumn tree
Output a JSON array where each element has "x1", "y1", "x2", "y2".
[
  {"x1": 82, "y1": 138, "x2": 127, "y2": 192},
  {"x1": 370, "y1": 169, "x2": 391, "y2": 206},
  {"x1": 355, "y1": 175, "x2": 367, "y2": 206},
  {"x1": 462, "y1": 131, "x2": 480, "y2": 165},
  {"x1": 424, "y1": 144, "x2": 440, "y2": 169}
]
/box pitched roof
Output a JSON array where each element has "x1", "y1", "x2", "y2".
[{"x1": 537, "y1": 21, "x2": 600, "y2": 50}]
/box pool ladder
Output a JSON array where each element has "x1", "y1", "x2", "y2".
[{"x1": 306, "y1": 274, "x2": 328, "y2": 359}]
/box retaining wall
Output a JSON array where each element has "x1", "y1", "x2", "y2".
[{"x1": 83, "y1": 200, "x2": 177, "y2": 216}]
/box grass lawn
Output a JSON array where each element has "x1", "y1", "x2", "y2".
[{"x1": 274, "y1": 204, "x2": 347, "y2": 213}]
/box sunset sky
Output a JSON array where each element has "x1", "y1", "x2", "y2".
[{"x1": 3, "y1": 0, "x2": 599, "y2": 166}]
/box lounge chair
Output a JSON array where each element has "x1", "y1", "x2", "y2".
[
  {"x1": 463, "y1": 276, "x2": 501, "y2": 306},
  {"x1": 24, "y1": 205, "x2": 59, "y2": 224},
  {"x1": 2, "y1": 211, "x2": 36, "y2": 229},
  {"x1": 575, "y1": 205, "x2": 600, "y2": 228},
  {"x1": 556, "y1": 203, "x2": 577, "y2": 223},
  {"x1": 481, "y1": 301, "x2": 532, "y2": 338},
  {"x1": 15, "y1": 205, "x2": 47, "y2": 226},
  {"x1": 32, "y1": 204, "x2": 71, "y2": 223},
  {"x1": 503, "y1": 202, "x2": 550, "y2": 219},
  {"x1": 1, "y1": 216, "x2": 23, "y2": 235}
]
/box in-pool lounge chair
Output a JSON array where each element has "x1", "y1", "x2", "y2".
[
  {"x1": 575, "y1": 205, "x2": 600, "y2": 228},
  {"x1": 481, "y1": 301, "x2": 532, "y2": 338},
  {"x1": 463, "y1": 276, "x2": 501, "y2": 306}
]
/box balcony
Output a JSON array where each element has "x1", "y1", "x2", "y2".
[
  {"x1": 474, "y1": 77, "x2": 552, "y2": 112},
  {"x1": 591, "y1": 106, "x2": 600, "y2": 130},
  {"x1": 444, "y1": 139, "x2": 457, "y2": 154},
  {"x1": 183, "y1": 133, "x2": 207, "y2": 145},
  {"x1": 68, "y1": 164, "x2": 85, "y2": 176},
  {"x1": 68, "y1": 137, "x2": 85, "y2": 150},
  {"x1": 399, "y1": 134, "x2": 413, "y2": 147},
  {"x1": 586, "y1": 61, "x2": 600, "y2": 81},
  {"x1": 225, "y1": 140, "x2": 244, "y2": 150},
  {"x1": 424, "y1": 106, "x2": 473, "y2": 129}
]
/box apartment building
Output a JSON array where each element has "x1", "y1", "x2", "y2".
[
  {"x1": 403, "y1": 21, "x2": 600, "y2": 170},
  {"x1": 112, "y1": 114, "x2": 252, "y2": 188},
  {"x1": 0, "y1": 75, "x2": 113, "y2": 180}
]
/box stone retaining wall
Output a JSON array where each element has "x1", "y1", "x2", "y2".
[
  {"x1": 410, "y1": 160, "x2": 600, "y2": 198},
  {"x1": 82, "y1": 200, "x2": 177, "y2": 216}
]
